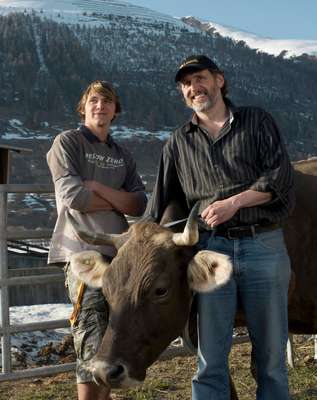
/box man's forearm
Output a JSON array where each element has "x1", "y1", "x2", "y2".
[
  {"x1": 230, "y1": 190, "x2": 272, "y2": 209},
  {"x1": 84, "y1": 193, "x2": 114, "y2": 212},
  {"x1": 201, "y1": 189, "x2": 272, "y2": 227},
  {"x1": 86, "y1": 181, "x2": 146, "y2": 216}
]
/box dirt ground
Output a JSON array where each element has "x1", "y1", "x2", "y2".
[{"x1": 0, "y1": 335, "x2": 316, "y2": 400}]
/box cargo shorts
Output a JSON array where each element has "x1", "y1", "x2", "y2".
[{"x1": 65, "y1": 259, "x2": 110, "y2": 383}]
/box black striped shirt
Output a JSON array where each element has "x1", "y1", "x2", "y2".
[{"x1": 147, "y1": 101, "x2": 295, "y2": 229}]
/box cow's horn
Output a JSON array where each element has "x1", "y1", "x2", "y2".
[
  {"x1": 67, "y1": 211, "x2": 130, "y2": 250},
  {"x1": 172, "y1": 202, "x2": 199, "y2": 246}
]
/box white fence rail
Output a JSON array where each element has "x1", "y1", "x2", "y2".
[{"x1": 0, "y1": 183, "x2": 77, "y2": 381}]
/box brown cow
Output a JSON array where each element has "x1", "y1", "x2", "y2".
[
  {"x1": 69, "y1": 158, "x2": 317, "y2": 397},
  {"x1": 284, "y1": 158, "x2": 317, "y2": 333},
  {"x1": 69, "y1": 203, "x2": 232, "y2": 387}
]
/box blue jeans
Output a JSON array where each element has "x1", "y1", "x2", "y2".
[{"x1": 192, "y1": 228, "x2": 291, "y2": 400}]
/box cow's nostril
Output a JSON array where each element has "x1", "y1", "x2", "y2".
[{"x1": 106, "y1": 364, "x2": 125, "y2": 383}]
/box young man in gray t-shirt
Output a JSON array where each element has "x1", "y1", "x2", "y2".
[{"x1": 47, "y1": 80, "x2": 147, "y2": 400}]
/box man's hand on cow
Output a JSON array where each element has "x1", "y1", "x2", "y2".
[{"x1": 201, "y1": 198, "x2": 239, "y2": 227}]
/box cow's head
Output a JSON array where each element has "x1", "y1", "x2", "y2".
[{"x1": 69, "y1": 205, "x2": 232, "y2": 388}]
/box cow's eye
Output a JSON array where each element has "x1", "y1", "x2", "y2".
[{"x1": 154, "y1": 287, "x2": 168, "y2": 297}]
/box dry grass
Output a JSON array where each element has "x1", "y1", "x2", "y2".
[{"x1": 0, "y1": 335, "x2": 316, "y2": 399}]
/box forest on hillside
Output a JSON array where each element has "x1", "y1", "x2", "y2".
[{"x1": 0, "y1": 11, "x2": 317, "y2": 159}]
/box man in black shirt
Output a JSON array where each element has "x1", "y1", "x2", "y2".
[{"x1": 147, "y1": 55, "x2": 294, "y2": 400}]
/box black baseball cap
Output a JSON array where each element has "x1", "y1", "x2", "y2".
[{"x1": 175, "y1": 55, "x2": 222, "y2": 82}]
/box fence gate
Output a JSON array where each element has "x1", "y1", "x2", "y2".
[{"x1": 0, "y1": 144, "x2": 75, "y2": 381}]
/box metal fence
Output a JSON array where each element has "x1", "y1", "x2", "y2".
[{"x1": 0, "y1": 183, "x2": 76, "y2": 382}]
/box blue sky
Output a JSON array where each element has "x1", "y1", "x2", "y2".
[{"x1": 130, "y1": 0, "x2": 316, "y2": 40}]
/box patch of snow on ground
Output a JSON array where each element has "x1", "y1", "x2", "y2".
[
  {"x1": 111, "y1": 125, "x2": 172, "y2": 140},
  {"x1": 3, "y1": 304, "x2": 72, "y2": 366},
  {"x1": 9, "y1": 119, "x2": 23, "y2": 126}
]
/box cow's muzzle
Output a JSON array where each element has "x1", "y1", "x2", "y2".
[{"x1": 90, "y1": 360, "x2": 142, "y2": 388}]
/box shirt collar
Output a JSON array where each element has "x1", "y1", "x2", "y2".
[
  {"x1": 184, "y1": 97, "x2": 237, "y2": 134},
  {"x1": 79, "y1": 125, "x2": 114, "y2": 147}
]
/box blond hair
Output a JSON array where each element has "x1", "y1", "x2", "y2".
[{"x1": 77, "y1": 80, "x2": 121, "y2": 121}]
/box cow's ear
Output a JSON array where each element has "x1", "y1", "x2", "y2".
[
  {"x1": 70, "y1": 250, "x2": 110, "y2": 288},
  {"x1": 187, "y1": 250, "x2": 232, "y2": 292}
]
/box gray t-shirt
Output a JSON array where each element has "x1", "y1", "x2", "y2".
[{"x1": 47, "y1": 126, "x2": 146, "y2": 263}]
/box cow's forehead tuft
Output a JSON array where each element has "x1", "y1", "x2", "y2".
[
  {"x1": 130, "y1": 222, "x2": 173, "y2": 242},
  {"x1": 151, "y1": 232, "x2": 172, "y2": 245}
]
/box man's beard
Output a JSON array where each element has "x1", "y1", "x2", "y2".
[
  {"x1": 189, "y1": 91, "x2": 220, "y2": 113},
  {"x1": 192, "y1": 97, "x2": 214, "y2": 113}
]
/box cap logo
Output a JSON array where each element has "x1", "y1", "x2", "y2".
[{"x1": 180, "y1": 59, "x2": 199, "y2": 68}]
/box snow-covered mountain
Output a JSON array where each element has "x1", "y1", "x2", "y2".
[
  {"x1": 182, "y1": 16, "x2": 317, "y2": 58},
  {"x1": 0, "y1": 0, "x2": 188, "y2": 28},
  {"x1": 1, "y1": 0, "x2": 317, "y2": 58}
]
